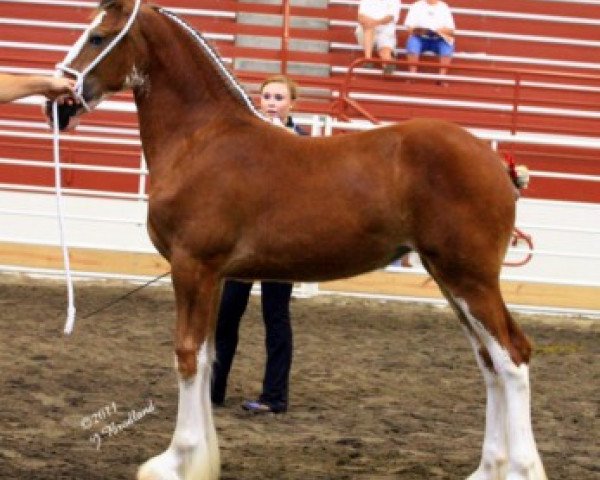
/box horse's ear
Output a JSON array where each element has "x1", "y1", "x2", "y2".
[{"x1": 99, "y1": 0, "x2": 136, "y2": 11}]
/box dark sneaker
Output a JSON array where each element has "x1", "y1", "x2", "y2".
[{"x1": 242, "y1": 400, "x2": 287, "y2": 414}]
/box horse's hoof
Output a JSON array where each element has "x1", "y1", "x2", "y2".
[
  {"x1": 137, "y1": 451, "x2": 181, "y2": 480},
  {"x1": 466, "y1": 469, "x2": 498, "y2": 480},
  {"x1": 506, "y1": 464, "x2": 547, "y2": 480},
  {"x1": 466, "y1": 453, "x2": 508, "y2": 480},
  {"x1": 137, "y1": 447, "x2": 219, "y2": 480},
  {"x1": 467, "y1": 460, "x2": 547, "y2": 480}
]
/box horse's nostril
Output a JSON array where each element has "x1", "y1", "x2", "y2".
[{"x1": 46, "y1": 101, "x2": 79, "y2": 131}]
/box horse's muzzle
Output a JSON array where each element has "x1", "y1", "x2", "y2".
[{"x1": 45, "y1": 101, "x2": 80, "y2": 131}]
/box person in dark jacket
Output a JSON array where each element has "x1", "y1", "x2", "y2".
[{"x1": 211, "y1": 75, "x2": 306, "y2": 414}]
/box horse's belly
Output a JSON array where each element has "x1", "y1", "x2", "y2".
[{"x1": 225, "y1": 240, "x2": 405, "y2": 283}]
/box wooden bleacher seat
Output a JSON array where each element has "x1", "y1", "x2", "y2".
[{"x1": 1, "y1": 0, "x2": 599, "y2": 203}]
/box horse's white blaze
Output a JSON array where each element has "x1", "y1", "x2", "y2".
[
  {"x1": 137, "y1": 342, "x2": 219, "y2": 480},
  {"x1": 57, "y1": 0, "x2": 142, "y2": 110},
  {"x1": 61, "y1": 12, "x2": 106, "y2": 68},
  {"x1": 455, "y1": 298, "x2": 547, "y2": 480}
]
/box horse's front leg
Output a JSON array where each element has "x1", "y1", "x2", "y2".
[{"x1": 138, "y1": 254, "x2": 221, "y2": 480}]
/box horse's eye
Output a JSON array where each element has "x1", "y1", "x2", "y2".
[{"x1": 89, "y1": 34, "x2": 104, "y2": 46}]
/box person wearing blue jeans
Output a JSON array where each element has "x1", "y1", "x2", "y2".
[{"x1": 403, "y1": 0, "x2": 455, "y2": 80}]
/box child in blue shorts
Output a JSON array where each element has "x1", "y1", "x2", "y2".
[
  {"x1": 406, "y1": 31, "x2": 454, "y2": 58},
  {"x1": 403, "y1": 0, "x2": 455, "y2": 80}
]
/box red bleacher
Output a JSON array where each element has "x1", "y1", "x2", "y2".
[{"x1": 1, "y1": 0, "x2": 599, "y2": 203}]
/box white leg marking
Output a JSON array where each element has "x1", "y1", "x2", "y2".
[
  {"x1": 198, "y1": 342, "x2": 220, "y2": 477},
  {"x1": 462, "y1": 327, "x2": 508, "y2": 480},
  {"x1": 455, "y1": 298, "x2": 547, "y2": 480},
  {"x1": 138, "y1": 342, "x2": 220, "y2": 480}
]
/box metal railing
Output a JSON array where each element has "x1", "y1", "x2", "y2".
[
  {"x1": 281, "y1": 0, "x2": 291, "y2": 75},
  {"x1": 335, "y1": 58, "x2": 600, "y2": 136}
]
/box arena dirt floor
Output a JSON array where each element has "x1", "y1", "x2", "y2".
[{"x1": 0, "y1": 276, "x2": 598, "y2": 480}]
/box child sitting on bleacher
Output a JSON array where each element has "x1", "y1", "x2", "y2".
[
  {"x1": 404, "y1": 0, "x2": 455, "y2": 82},
  {"x1": 355, "y1": 0, "x2": 401, "y2": 75}
]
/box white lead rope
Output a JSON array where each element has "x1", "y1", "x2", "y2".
[
  {"x1": 51, "y1": 100, "x2": 76, "y2": 334},
  {"x1": 53, "y1": 0, "x2": 142, "y2": 334}
]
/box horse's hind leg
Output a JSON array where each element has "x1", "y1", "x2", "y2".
[
  {"x1": 462, "y1": 327, "x2": 508, "y2": 480},
  {"x1": 138, "y1": 252, "x2": 220, "y2": 480},
  {"x1": 422, "y1": 257, "x2": 547, "y2": 480},
  {"x1": 462, "y1": 299, "x2": 546, "y2": 480}
]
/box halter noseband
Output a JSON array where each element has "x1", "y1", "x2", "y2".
[{"x1": 55, "y1": 0, "x2": 142, "y2": 110}]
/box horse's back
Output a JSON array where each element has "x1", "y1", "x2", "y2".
[{"x1": 391, "y1": 118, "x2": 515, "y2": 204}]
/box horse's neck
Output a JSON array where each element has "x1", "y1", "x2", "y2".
[{"x1": 134, "y1": 10, "x2": 255, "y2": 168}]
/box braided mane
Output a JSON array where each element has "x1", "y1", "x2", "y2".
[{"x1": 157, "y1": 7, "x2": 265, "y2": 119}]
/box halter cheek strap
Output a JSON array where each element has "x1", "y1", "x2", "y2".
[
  {"x1": 52, "y1": 0, "x2": 142, "y2": 335},
  {"x1": 55, "y1": 0, "x2": 142, "y2": 108}
]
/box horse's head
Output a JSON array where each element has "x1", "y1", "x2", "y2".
[{"x1": 47, "y1": 0, "x2": 147, "y2": 129}]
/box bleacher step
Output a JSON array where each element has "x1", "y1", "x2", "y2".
[
  {"x1": 235, "y1": 58, "x2": 280, "y2": 74},
  {"x1": 238, "y1": 0, "x2": 328, "y2": 7},
  {"x1": 236, "y1": 35, "x2": 328, "y2": 53},
  {"x1": 286, "y1": 61, "x2": 330, "y2": 77},
  {"x1": 237, "y1": 12, "x2": 328, "y2": 30},
  {"x1": 234, "y1": 58, "x2": 330, "y2": 77}
]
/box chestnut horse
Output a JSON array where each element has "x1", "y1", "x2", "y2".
[{"x1": 52, "y1": 1, "x2": 547, "y2": 479}]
